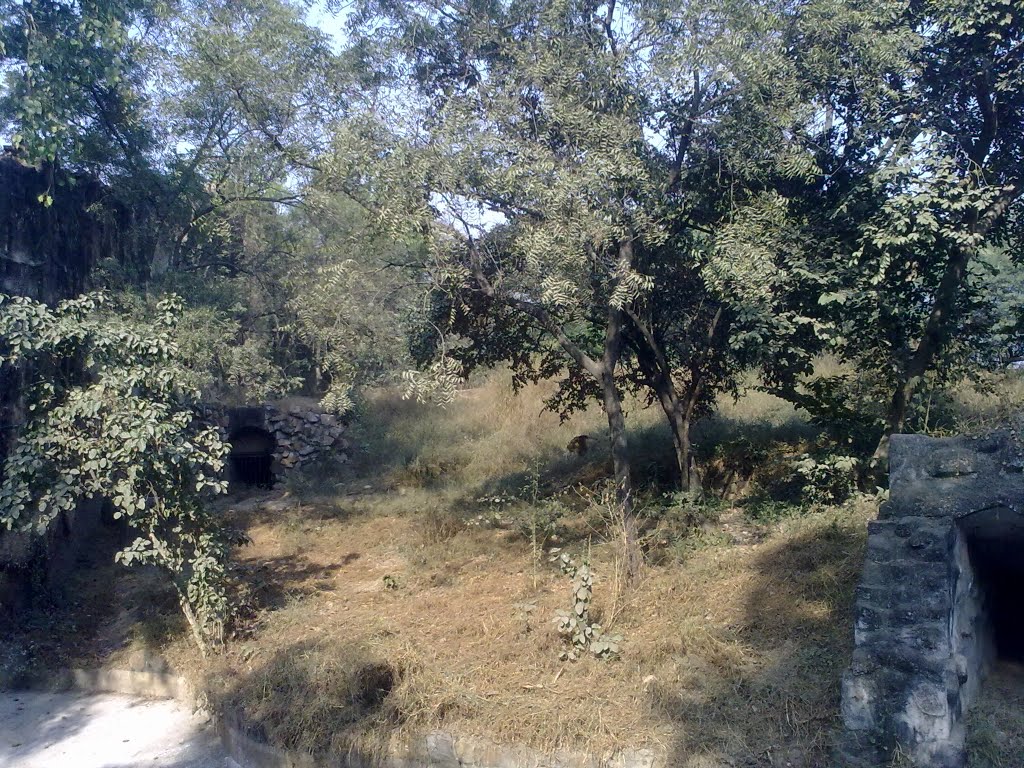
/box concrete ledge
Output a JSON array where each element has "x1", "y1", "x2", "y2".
[
  {"x1": 4, "y1": 665, "x2": 663, "y2": 768},
  {"x1": 11, "y1": 666, "x2": 190, "y2": 701},
  {"x1": 218, "y1": 709, "x2": 314, "y2": 768}
]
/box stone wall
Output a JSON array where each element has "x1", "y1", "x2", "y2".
[
  {"x1": 1, "y1": 154, "x2": 136, "y2": 621},
  {"x1": 838, "y1": 420, "x2": 1024, "y2": 767},
  {"x1": 200, "y1": 403, "x2": 350, "y2": 478},
  {"x1": 0, "y1": 499, "x2": 104, "y2": 622}
]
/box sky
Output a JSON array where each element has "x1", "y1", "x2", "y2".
[{"x1": 307, "y1": 1, "x2": 352, "y2": 51}]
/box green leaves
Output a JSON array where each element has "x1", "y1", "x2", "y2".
[
  {"x1": 0, "y1": 0, "x2": 157, "y2": 170},
  {"x1": 551, "y1": 550, "x2": 621, "y2": 662},
  {"x1": 0, "y1": 292, "x2": 232, "y2": 652}
]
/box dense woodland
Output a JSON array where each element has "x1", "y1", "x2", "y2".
[{"x1": 1, "y1": 0, "x2": 1022, "y2": 659}]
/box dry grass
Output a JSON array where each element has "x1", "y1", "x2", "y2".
[
  {"x1": 182, "y1": 490, "x2": 871, "y2": 766},
  {"x1": 945, "y1": 372, "x2": 1024, "y2": 435},
  {"x1": 134, "y1": 374, "x2": 879, "y2": 766},
  {"x1": 12, "y1": 366, "x2": 1024, "y2": 765},
  {"x1": 966, "y1": 662, "x2": 1024, "y2": 768}
]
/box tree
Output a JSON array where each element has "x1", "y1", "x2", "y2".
[
  {"x1": 331, "y1": 0, "x2": 834, "y2": 581},
  {"x1": 0, "y1": 0, "x2": 160, "y2": 179},
  {"x1": 0, "y1": 292, "x2": 234, "y2": 653},
  {"x1": 781, "y1": 0, "x2": 1024, "y2": 464},
  {"x1": 343, "y1": 0, "x2": 821, "y2": 505}
]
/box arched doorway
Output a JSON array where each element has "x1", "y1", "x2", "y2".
[{"x1": 229, "y1": 426, "x2": 276, "y2": 488}]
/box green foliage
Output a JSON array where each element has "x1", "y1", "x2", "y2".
[
  {"x1": 0, "y1": 292, "x2": 233, "y2": 652},
  {"x1": 743, "y1": 498, "x2": 804, "y2": 524},
  {"x1": 343, "y1": 0, "x2": 830, "y2": 499},
  {"x1": 647, "y1": 489, "x2": 723, "y2": 534},
  {"x1": 782, "y1": 0, "x2": 1024, "y2": 456},
  {"x1": 0, "y1": 0, "x2": 159, "y2": 169},
  {"x1": 551, "y1": 551, "x2": 621, "y2": 662},
  {"x1": 794, "y1": 453, "x2": 860, "y2": 507}
]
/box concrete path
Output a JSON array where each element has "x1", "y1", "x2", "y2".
[{"x1": 0, "y1": 690, "x2": 239, "y2": 768}]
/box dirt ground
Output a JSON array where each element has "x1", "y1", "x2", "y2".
[
  {"x1": 178, "y1": 487, "x2": 875, "y2": 768},
  {"x1": 967, "y1": 661, "x2": 1024, "y2": 767}
]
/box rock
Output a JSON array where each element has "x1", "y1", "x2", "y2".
[
  {"x1": 838, "y1": 425, "x2": 1024, "y2": 767},
  {"x1": 928, "y1": 448, "x2": 976, "y2": 478}
]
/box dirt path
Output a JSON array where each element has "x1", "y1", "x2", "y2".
[{"x1": 0, "y1": 690, "x2": 238, "y2": 768}]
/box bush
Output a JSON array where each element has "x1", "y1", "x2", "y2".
[
  {"x1": 0, "y1": 293, "x2": 233, "y2": 653},
  {"x1": 793, "y1": 452, "x2": 860, "y2": 506}
]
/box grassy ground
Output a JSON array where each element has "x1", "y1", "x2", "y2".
[
  {"x1": 6, "y1": 368, "x2": 1021, "y2": 766},
  {"x1": 181, "y1": 374, "x2": 871, "y2": 766},
  {"x1": 966, "y1": 662, "x2": 1024, "y2": 768}
]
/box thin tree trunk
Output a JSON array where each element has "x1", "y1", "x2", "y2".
[
  {"x1": 648, "y1": 370, "x2": 694, "y2": 491},
  {"x1": 599, "y1": 306, "x2": 642, "y2": 584},
  {"x1": 601, "y1": 367, "x2": 632, "y2": 506},
  {"x1": 871, "y1": 245, "x2": 972, "y2": 467}
]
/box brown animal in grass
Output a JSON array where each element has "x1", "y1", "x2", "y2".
[{"x1": 566, "y1": 434, "x2": 591, "y2": 455}]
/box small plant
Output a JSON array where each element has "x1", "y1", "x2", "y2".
[
  {"x1": 550, "y1": 551, "x2": 621, "y2": 661},
  {"x1": 743, "y1": 497, "x2": 804, "y2": 523},
  {"x1": 382, "y1": 574, "x2": 399, "y2": 591},
  {"x1": 482, "y1": 463, "x2": 566, "y2": 587},
  {"x1": 794, "y1": 452, "x2": 860, "y2": 505}
]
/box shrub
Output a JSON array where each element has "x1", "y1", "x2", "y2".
[
  {"x1": 0, "y1": 293, "x2": 233, "y2": 653},
  {"x1": 793, "y1": 452, "x2": 860, "y2": 506}
]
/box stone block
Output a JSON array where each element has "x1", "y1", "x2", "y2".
[{"x1": 839, "y1": 423, "x2": 1024, "y2": 767}]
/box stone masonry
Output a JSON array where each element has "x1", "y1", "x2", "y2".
[
  {"x1": 838, "y1": 419, "x2": 1024, "y2": 767},
  {"x1": 200, "y1": 403, "x2": 350, "y2": 475}
]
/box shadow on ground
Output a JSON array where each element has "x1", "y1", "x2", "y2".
[
  {"x1": 0, "y1": 690, "x2": 228, "y2": 768},
  {"x1": 235, "y1": 554, "x2": 343, "y2": 613},
  {"x1": 655, "y1": 520, "x2": 864, "y2": 768},
  {"x1": 209, "y1": 638, "x2": 400, "y2": 759}
]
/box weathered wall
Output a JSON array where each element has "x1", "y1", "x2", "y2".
[
  {"x1": 838, "y1": 420, "x2": 1024, "y2": 767},
  {"x1": 0, "y1": 153, "x2": 147, "y2": 620},
  {"x1": 200, "y1": 403, "x2": 350, "y2": 480},
  {"x1": 0, "y1": 499, "x2": 105, "y2": 622}
]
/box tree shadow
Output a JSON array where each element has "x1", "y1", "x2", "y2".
[
  {"x1": 655, "y1": 520, "x2": 864, "y2": 767},
  {"x1": 235, "y1": 554, "x2": 344, "y2": 613},
  {"x1": 209, "y1": 638, "x2": 402, "y2": 760}
]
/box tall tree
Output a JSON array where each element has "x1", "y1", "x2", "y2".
[
  {"x1": 0, "y1": 0, "x2": 159, "y2": 177},
  {"x1": 781, "y1": 0, "x2": 1024, "y2": 463},
  {"x1": 336, "y1": 0, "x2": 824, "y2": 581}
]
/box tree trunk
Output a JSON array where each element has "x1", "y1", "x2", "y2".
[
  {"x1": 600, "y1": 364, "x2": 632, "y2": 507},
  {"x1": 600, "y1": 303, "x2": 642, "y2": 584},
  {"x1": 871, "y1": 245, "x2": 973, "y2": 468},
  {"x1": 648, "y1": 369, "x2": 695, "y2": 491}
]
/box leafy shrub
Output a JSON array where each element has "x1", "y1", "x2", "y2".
[
  {"x1": 793, "y1": 452, "x2": 860, "y2": 505},
  {"x1": 551, "y1": 551, "x2": 621, "y2": 661},
  {"x1": 0, "y1": 293, "x2": 233, "y2": 652},
  {"x1": 743, "y1": 497, "x2": 804, "y2": 523}
]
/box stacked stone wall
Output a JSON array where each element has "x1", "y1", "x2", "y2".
[
  {"x1": 199, "y1": 403, "x2": 350, "y2": 477},
  {"x1": 839, "y1": 422, "x2": 1024, "y2": 767}
]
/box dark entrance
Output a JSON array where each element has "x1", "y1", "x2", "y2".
[
  {"x1": 961, "y1": 506, "x2": 1024, "y2": 663},
  {"x1": 229, "y1": 426, "x2": 275, "y2": 488}
]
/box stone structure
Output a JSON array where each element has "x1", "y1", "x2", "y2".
[
  {"x1": 1, "y1": 153, "x2": 141, "y2": 621},
  {"x1": 0, "y1": 499, "x2": 105, "y2": 621},
  {"x1": 199, "y1": 403, "x2": 350, "y2": 486},
  {"x1": 839, "y1": 420, "x2": 1024, "y2": 767}
]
